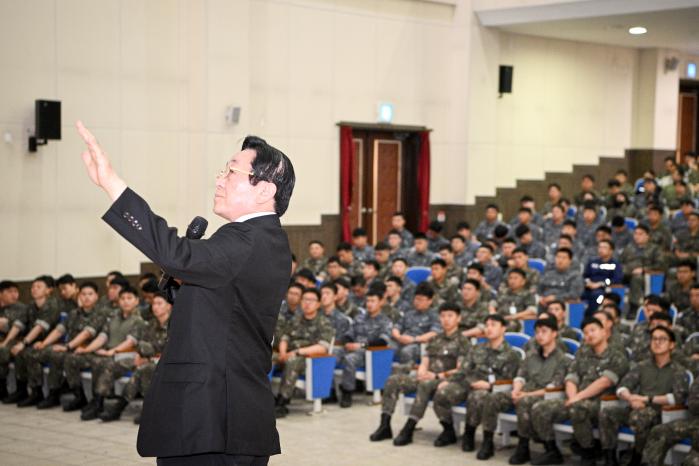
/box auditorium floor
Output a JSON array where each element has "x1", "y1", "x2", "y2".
[{"x1": 0, "y1": 393, "x2": 520, "y2": 465}]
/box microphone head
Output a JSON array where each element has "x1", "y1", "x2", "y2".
[{"x1": 186, "y1": 216, "x2": 209, "y2": 240}]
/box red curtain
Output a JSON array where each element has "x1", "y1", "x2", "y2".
[
  {"x1": 416, "y1": 131, "x2": 431, "y2": 232},
  {"x1": 339, "y1": 126, "x2": 354, "y2": 241}
]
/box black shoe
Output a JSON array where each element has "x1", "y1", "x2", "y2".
[
  {"x1": 477, "y1": 430, "x2": 495, "y2": 460},
  {"x1": 80, "y1": 395, "x2": 103, "y2": 421},
  {"x1": 274, "y1": 395, "x2": 290, "y2": 419},
  {"x1": 392, "y1": 419, "x2": 417, "y2": 446},
  {"x1": 531, "y1": 440, "x2": 564, "y2": 465},
  {"x1": 509, "y1": 437, "x2": 531, "y2": 464},
  {"x1": 17, "y1": 387, "x2": 43, "y2": 408},
  {"x1": 369, "y1": 413, "x2": 392, "y2": 441},
  {"x1": 63, "y1": 387, "x2": 87, "y2": 412},
  {"x1": 2, "y1": 381, "x2": 27, "y2": 404},
  {"x1": 433, "y1": 420, "x2": 457, "y2": 447},
  {"x1": 627, "y1": 450, "x2": 642, "y2": 466},
  {"x1": 580, "y1": 447, "x2": 597, "y2": 466},
  {"x1": 602, "y1": 449, "x2": 618, "y2": 466},
  {"x1": 99, "y1": 397, "x2": 128, "y2": 422},
  {"x1": 133, "y1": 412, "x2": 141, "y2": 425},
  {"x1": 462, "y1": 424, "x2": 476, "y2": 452},
  {"x1": 37, "y1": 389, "x2": 60, "y2": 409},
  {"x1": 339, "y1": 388, "x2": 352, "y2": 408},
  {"x1": 0, "y1": 379, "x2": 7, "y2": 400}
]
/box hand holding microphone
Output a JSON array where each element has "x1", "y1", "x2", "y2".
[{"x1": 158, "y1": 216, "x2": 209, "y2": 304}]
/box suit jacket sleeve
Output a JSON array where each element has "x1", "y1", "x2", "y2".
[{"x1": 102, "y1": 188, "x2": 253, "y2": 288}]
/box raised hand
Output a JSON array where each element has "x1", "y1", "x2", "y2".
[{"x1": 76, "y1": 120, "x2": 127, "y2": 201}]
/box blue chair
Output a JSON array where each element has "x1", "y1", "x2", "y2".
[
  {"x1": 636, "y1": 306, "x2": 677, "y2": 324},
  {"x1": 624, "y1": 217, "x2": 638, "y2": 230},
  {"x1": 362, "y1": 347, "x2": 394, "y2": 403},
  {"x1": 568, "y1": 302, "x2": 586, "y2": 329},
  {"x1": 634, "y1": 177, "x2": 645, "y2": 193},
  {"x1": 527, "y1": 259, "x2": 546, "y2": 273},
  {"x1": 566, "y1": 206, "x2": 577, "y2": 219},
  {"x1": 522, "y1": 319, "x2": 536, "y2": 337},
  {"x1": 405, "y1": 267, "x2": 431, "y2": 284},
  {"x1": 645, "y1": 273, "x2": 665, "y2": 295},
  {"x1": 271, "y1": 355, "x2": 337, "y2": 413},
  {"x1": 569, "y1": 327, "x2": 584, "y2": 342},
  {"x1": 504, "y1": 332, "x2": 530, "y2": 349},
  {"x1": 561, "y1": 337, "x2": 580, "y2": 355}
]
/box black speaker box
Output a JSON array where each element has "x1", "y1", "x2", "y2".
[
  {"x1": 499, "y1": 65, "x2": 513, "y2": 94},
  {"x1": 36, "y1": 100, "x2": 61, "y2": 140}
]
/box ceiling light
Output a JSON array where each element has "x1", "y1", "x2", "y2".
[{"x1": 628, "y1": 26, "x2": 647, "y2": 35}]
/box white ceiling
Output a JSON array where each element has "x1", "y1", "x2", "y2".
[{"x1": 475, "y1": 1, "x2": 699, "y2": 55}]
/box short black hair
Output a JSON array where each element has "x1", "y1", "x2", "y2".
[
  {"x1": 439, "y1": 302, "x2": 461, "y2": 314},
  {"x1": 327, "y1": 255, "x2": 341, "y2": 265},
  {"x1": 467, "y1": 263, "x2": 484, "y2": 275},
  {"x1": 649, "y1": 312, "x2": 673, "y2": 325},
  {"x1": 548, "y1": 183, "x2": 561, "y2": 190},
  {"x1": 463, "y1": 278, "x2": 481, "y2": 290},
  {"x1": 431, "y1": 258, "x2": 447, "y2": 268},
  {"x1": 512, "y1": 247, "x2": 527, "y2": 256},
  {"x1": 438, "y1": 244, "x2": 453, "y2": 253},
  {"x1": 336, "y1": 242, "x2": 352, "y2": 252},
  {"x1": 514, "y1": 224, "x2": 530, "y2": 238},
  {"x1": 535, "y1": 316, "x2": 558, "y2": 332},
  {"x1": 241, "y1": 136, "x2": 295, "y2": 217},
  {"x1": 320, "y1": 282, "x2": 337, "y2": 294},
  {"x1": 508, "y1": 268, "x2": 527, "y2": 279},
  {"x1": 414, "y1": 282, "x2": 435, "y2": 298},
  {"x1": 635, "y1": 224, "x2": 650, "y2": 234},
  {"x1": 79, "y1": 281, "x2": 99, "y2": 294},
  {"x1": 546, "y1": 299, "x2": 565, "y2": 310},
  {"x1": 392, "y1": 257, "x2": 409, "y2": 266},
  {"x1": 333, "y1": 278, "x2": 350, "y2": 290},
  {"x1": 119, "y1": 285, "x2": 139, "y2": 298},
  {"x1": 308, "y1": 240, "x2": 324, "y2": 247},
  {"x1": 0, "y1": 280, "x2": 19, "y2": 292},
  {"x1": 141, "y1": 280, "x2": 160, "y2": 293},
  {"x1": 555, "y1": 247, "x2": 573, "y2": 259},
  {"x1": 110, "y1": 276, "x2": 130, "y2": 290},
  {"x1": 295, "y1": 268, "x2": 316, "y2": 283},
  {"x1": 352, "y1": 228, "x2": 367, "y2": 237},
  {"x1": 485, "y1": 314, "x2": 507, "y2": 326},
  {"x1": 428, "y1": 221, "x2": 443, "y2": 233},
  {"x1": 485, "y1": 204, "x2": 500, "y2": 211},
  {"x1": 302, "y1": 288, "x2": 321, "y2": 300},
  {"x1": 288, "y1": 282, "x2": 305, "y2": 292},
  {"x1": 56, "y1": 274, "x2": 76, "y2": 286},
  {"x1": 34, "y1": 275, "x2": 55, "y2": 288},
  {"x1": 456, "y1": 221, "x2": 471, "y2": 230},
  {"x1": 611, "y1": 216, "x2": 625, "y2": 228},
  {"x1": 365, "y1": 288, "x2": 384, "y2": 299},
  {"x1": 374, "y1": 241, "x2": 390, "y2": 251},
  {"x1": 364, "y1": 260, "x2": 381, "y2": 272},
  {"x1": 581, "y1": 317, "x2": 603, "y2": 330},
  {"x1": 414, "y1": 232, "x2": 427, "y2": 241},
  {"x1": 650, "y1": 325, "x2": 675, "y2": 342},
  {"x1": 452, "y1": 233, "x2": 467, "y2": 242},
  {"x1": 386, "y1": 276, "x2": 403, "y2": 287}
]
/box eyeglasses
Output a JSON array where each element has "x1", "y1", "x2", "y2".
[
  {"x1": 651, "y1": 337, "x2": 670, "y2": 343},
  {"x1": 217, "y1": 161, "x2": 254, "y2": 179},
  {"x1": 302, "y1": 297, "x2": 319, "y2": 303}
]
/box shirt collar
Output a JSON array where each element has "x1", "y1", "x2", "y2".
[{"x1": 234, "y1": 211, "x2": 277, "y2": 223}]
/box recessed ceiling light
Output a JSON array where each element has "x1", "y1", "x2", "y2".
[{"x1": 629, "y1": 26, "x2": 647, "y2": 35}]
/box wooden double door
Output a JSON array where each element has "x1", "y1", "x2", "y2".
[{"x1": 347, "y1": 129, "x2": 422, "y2": 244}]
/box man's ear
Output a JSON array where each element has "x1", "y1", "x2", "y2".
[{"x1": 256, "y1": 180, "x2": 277, "y2": 205}]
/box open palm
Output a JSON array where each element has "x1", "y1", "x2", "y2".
[{"x1": 76, "y1": 120, "x2": 126, "y2": 200}]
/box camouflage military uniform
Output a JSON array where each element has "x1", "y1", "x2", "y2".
[
  {"x1": 0, "y1": 302, "x2": 29, "y2": 379},
  {"x1": 63, "y1": 311, "x2": 144, "y2": 393},
  {"x1": 666, "y1": 283, "x2": 692, "y2": 314},
  {"x1": 644, "y1": 377, "x2": 699, "y2": 465},
  {"x1": 14, "y1": 298, "x2": 62, "y2": 383},
  {"x1": 22, "y1": 306, "x2": 106, "y2": 390},
  {"x1": 629, "y1": 322, "x2": 684, "y2": 363},
  {"x1": 352, "y1": 245, "x2": 374, "y2": 263},
  {"x1": 339, "y1": 259, "x2": 363, "y2": 279},
  {"x1": 377, "y1": 302, "x2": 400, "y2": 324},
  {"x1": 432, "y1": 340, "x2": 520, "y2": 431},
  {"x1": 335, "y1": 312, "x2": 392, "y2": 392},
  {"x1": 337, "y1": 298, "x2": 362, "y2": 320},
  {"x1": 428, "y1": 277, "x2": 461, "y2": 306},
  {"x1": 391, "y1": 308, "x2": 441, "y2": 364},
  {"x1": 513, "y1": 347, "x2": 570, "y2": 439},
  {"x1": 446, "y1": 264, "x2": 465, "y2": 287},
  {"x1": 531, "y1": 344, "x2": 629, "y2": 448},
  {"x1": 405, "y1": 249, "x2": 434, "y2": 268},
  {"x1": 675, "y1": 229, "x2": 699, "y2": 257},
  {"x1": 123, "y1": 316, "x2": 169, "y2": 402},
  {"x1": 599, "y1": 358, "x2": 689, "y2": 454},
  {"x1": 678, "y1": 308, "x2": 699, "y2": 337},
  {"x1": 620, "y1": 242, "x2": 666, "y2": 307},
  {"x1": 458, "y1": 300, "x2": 490, "y2": 332},
  {"x1": 323, "y1": 307, "x2": 352, "y2": 343},
  {"x1": 301, "y1": 257, "x2": 327, "y2": 278},
  {"x1": 648, "y1": 223, "x2": 673, "y2": 252},
  {"x1": 492, "y1": 288, "x2": 536, "y2": 333},
  {"x1": 537, "y1": 267, "x2": 585, "y2": 302},
  {"x1": 382, "y1": 331, "x2": 470, "y2": 420},
  {"x1": 276, "y1": 312, "x2": 334, "y2": 399},
  {"x1": 274, "y1": 301, "x2": 300, "y2": 350},
  {"x1": 499, "y1": 267, "x2": 540, "y2": 294}
]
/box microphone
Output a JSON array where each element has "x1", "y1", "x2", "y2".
[{"x1": 159, "y1": 216, "x2": 209, "y2": 304}]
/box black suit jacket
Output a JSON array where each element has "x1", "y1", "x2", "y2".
[{"x1": 103, "y1": 188, "x2": 290, "y2": 457}]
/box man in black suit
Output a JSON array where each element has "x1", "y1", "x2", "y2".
[{"x1": 77, "y1": 121, "x2": 295, "y2": 465}]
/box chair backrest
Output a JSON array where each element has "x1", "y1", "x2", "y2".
[
  {"x1": 561, "y1": 337, "x2": 580, "y2": 355},
  {"x1": 635, "y1": 307, "x2": 647, "y2": 324},
  {"x1": 687, "y1": 370, "x2": 694, "y2": 388},
  {"x1": 569, "y1": 327, "x2": 584, "y2": 342},
  {"x1": 634, "y1": 177, "x2": 645, "y2": 193},
  {"x1": 624, "y1": 217, "x2": 638, "y2": 230},
  {"x1": 512, "y1": 347, "x2": 526, "y2": 360},
  {"x1": 644, "y1": 273, "x2": 665, "y2": 296},
  {"x1": 527, "y1": 258, "x2": 546, "y2": 273},
  {"x1": 522, "y1": 318, "x2": 536, "y2": 337},
  {"x1": 405, "y1": 266, "x2": 432, "y2": 285},
  {"x1": 566, "y1": 206, "x2": 577, "y2": 218},
  {"x1": 686, "y1": 332, "x2": 699, "y2": 344},
  {"x1": 504, "y1": 332, "x2": 530, "y2": 349},
  {"x1": 567, "y1": 302, "x2": 586, "y2": 329}
]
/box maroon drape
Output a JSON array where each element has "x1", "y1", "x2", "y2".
[
  {"x1": 416, "y1": 131, "x2": 431, "y2": 232},
  {"x1": 340, "y1": 126, "x2": 354, "y2": 241}
]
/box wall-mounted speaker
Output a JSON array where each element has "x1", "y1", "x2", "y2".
[
  {"x1": 29, "y1": 99, "x2": 61, "y2": 152},
  {"x1": 499, "y1": 65, "x2": 513, "y2": 96}
]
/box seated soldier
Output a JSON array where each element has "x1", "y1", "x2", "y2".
[
  {"x1": 64, "y1": 285, "x2": 145, "y2": 420},
  {"x1": 472, "y1": 243, "x2": 504, "y2": 291},
  {"x1": 373, "y1": 242, "x2": 393, "y2": 281},
  {"x1": 5, "y1": 276, "x2": 61, "y2": 405},
  {"x1": 325, "y1": 256, "x2": 348, "y2": 282},
  {"x1": 643, "y1": 375, "x2": 699, "y2": 466},
  {"x1": 509, "y1": 317, "x2": 571, "y2": 464},
  {"x1": 369, "y1": 302, "x2": 469, "y2": 446},
  {"x1": 274, "y1": 288, "x2": 334, "y2": 418},
  {"x1": 386, "y1": 229, "x2": 408, "y2": 262},
  {"x1": 56, "y1": 274, "x2": 79, "y2": 314},
  {"x1": 432, "y1": 314, "x2": 520, "y2": 457},
  {"x1": 530, "y1": 317, "x2": 629, "y2": 466},
  {"x1": 390, "y1": 211, "x2": 414, "y2": 249},
  {"x1": 544, "y1": 300, "x2": 582, "y2": 341},
  {"x1": 100, "y1": 275, "x2": 129, "y2": 316},
  {"x1": 489, "y1": 268, "x2": 537, "y2": 333},
  {"x1": 438, "y1": 244, "x2": 465, "y2": 286},
  {"x1": 334, "y1": 277, "x2": 362, "y2": 319},
  {"x1": 389, "y1": 258, "x2": 416, "y2": 304},
  {"x1": 459, "y1": 279, "x2": 490, "y2": 337},
  {"x1": 384, "y1": 276, "x2": 411, "y2": 317},
  {"x1": 390, "y1": 283, "x2": 440, "y2": 365},
  {"x1": 20, "y1": 282, "x2": 106, "y2": 409},
  {"x1": 319, "y1": 282, "x2": 352, "y2": 339},
  {"x1": 100, "y1": 291, "x2": 171, "y2": 423},
  {"x1": 427, "y1": 258, "x2": 461, "y2": 306},
  {"x1": 405, "y1": 232, "x2": 436, "y2": 267},
  {"x1": 620, "y1": 225, "x2": 666, "y2": 313},
  {"x1": 138, "y1": 279, "x2": 159, "y2": 322},
  {"x1": 629, "y1": 296, "x2": 684, "y2": 363},
  {"x1": 501, "y1": 247, "x2": 540, "y2": 295},
  {"x1": 664, "y1": 259, "x2": 695, "y2": 312},
  {"x1": 678, "y1": 284, "x2": 699, "y2": 336},
  {"x1": 336, "y1": 241, "x2": 363, "y2": 278},
  {"x1": 592, "y1": 308, "x2": 627, "y2": 354},
  {"x1": 0, "y1": 280, "x2": 29, "y2": 401},
  {"x1": 351, "y1": 227, "x2": 374, "y2": 263},
  {"x1": 349, "y1": 275, "x2": 368, "y2": 309},
  {"x1": 335, "y1": 289, "x2": 393, "y2": 408},
  {"x1": 451, "y1": 232, "x2": 476, "y2": 269},
  {"x1": 599, "y1": 326, "x2": 689, "y2": 466},
  {"x1": 522, "y1": 311, "x2": 571, "y2": 355},
  {"x1": 537, "y1": 247, "x2": 584, "y2": 309},
  {"x1": 301, "y1": 240, "x2": 328, "y2": 280}
]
